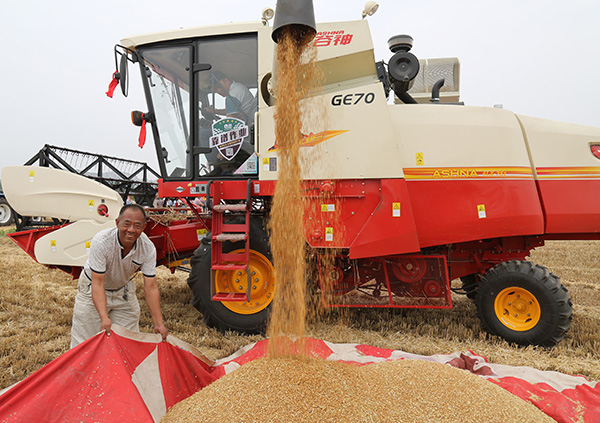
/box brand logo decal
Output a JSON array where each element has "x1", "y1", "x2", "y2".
[
  {"x1": 403, "y1": 167, "x2": 534, "y2": 180},
  {"x1": 209, "y1": 118, "x2": 249, "y2": 161},
  {"x1": 314, "y1": 31, "x2": 354, "y2": 47}
]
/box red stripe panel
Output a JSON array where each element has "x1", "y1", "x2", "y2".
[
  {"x1": 406, "y1": 179, "x2": 544, "y2": 248},
  {"x1": 538, "y1": 179, "x2": 600, "y2": 234}
]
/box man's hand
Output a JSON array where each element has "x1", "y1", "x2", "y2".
[
  {"x1": 144, "y1": 275, "x2": 168, "y2": 341},
  {"x1": 101, "y1": 316, "x2": 112, "y2": 335},
  {"x1": 91, "y1": 271, "x2": 111, "y2": 336},
  {"x1": 154, "y1": 323, "x2": 169, "y2": 341}
]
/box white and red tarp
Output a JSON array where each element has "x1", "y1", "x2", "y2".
[{"x1": 1, "y1": 326, "x2": 599, "y2": 422}]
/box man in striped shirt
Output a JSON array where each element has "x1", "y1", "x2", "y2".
[{"x1": 70, "y1": 204, "x2": 168, "y2": 348}]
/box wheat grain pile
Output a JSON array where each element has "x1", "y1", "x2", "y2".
[{"x1": 161, "y1": 356, "x2": 553, "y2": 423}]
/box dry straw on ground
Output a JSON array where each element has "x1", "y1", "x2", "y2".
[
  {"x1": 161, "y1": 356, "x2": 553, "y2": 423},
  {"x1": 1, "y1": 230, "x2": 599, "y2": 394}
]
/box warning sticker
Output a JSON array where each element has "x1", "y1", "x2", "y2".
[
  {"x1": 262, "y1": 158, "x2": 270, "y2": 171},
  {"x1": 321, "y1": 204, "x2": 335, "y2": 212},
  {"x1": 269, "y1": 157, "x2": 278, "y2": 172},
  {"x1": 416, "y1": 153, "x2": 424, "y2": 166},
  {"x1": 197, "y1": 229, "x2": 208, "y2": 241},
  {"x1": 88, "y1": 200, "x2": 94, "y2": 212},
  {"x1": 477, "y1": 204, "x2": 486, "y2": 219},
  {"x1": 392, "y1": 202, "x2": 401, "y2": 217},
  {"x1": 29, "y1": 170, "x2": 35, "y2": 183},
  {"x1": 50, "y1": 240, "x2": 57, "y2": 253},
  {"x1": 85, "y1": 242, "x2": 91, "y2": 255},
  {"x1": 325, "y1": 227, "x2": 333, "y2": 242}
]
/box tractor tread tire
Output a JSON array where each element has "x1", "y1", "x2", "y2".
[
  {"x1": 187, "y1": 218, "x2": 272, "y2": 334},
  {"x1": 476, "y1": 260, "x2": 572, "y2": 347}
]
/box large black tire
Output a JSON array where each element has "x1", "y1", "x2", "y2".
[
  {"x1": 0, "y1": 197, "x2": 14, "y2": 226},
  {"x1": 187, "y1": 218, "x2": 274, "y2": 333},
  {"x1": 476, "y1": 260, "x2": 572, "y2": 347}
]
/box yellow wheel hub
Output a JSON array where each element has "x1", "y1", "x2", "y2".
[
  {"x1": 214, "y1": 249, "x2": 276, "y2": 315},
  {"x1": 494, "y1": 286, "x2": 541, "y2": 331}
]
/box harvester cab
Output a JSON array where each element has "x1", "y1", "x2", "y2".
[{"x1": 115, "y1": 30, "x2": 261, "y2": 181}]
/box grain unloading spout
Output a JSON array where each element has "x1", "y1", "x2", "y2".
[
  {"x1": 267, "y1": 0, "x2": 317, "y2": 103},
  {"x1": 271, "y1": 0, "x2": 317, "y2": 43}
]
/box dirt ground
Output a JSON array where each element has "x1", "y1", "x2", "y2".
[{"x1": 1, "y1": 227, "x2": 599, "y2": 390}]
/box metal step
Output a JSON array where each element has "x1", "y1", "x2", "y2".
[
  {"x1": 212, "y1": 292, "x2": 248, "y2": 302},
  {"x1": 213, "y1": 204, "x2": 247, "y2": 212},
  {"x1": 212, "y1": 263, "x2": 248, "y2": 271},
  {"x1": 214, "y1": 233, "x2": 247, "y2": 242}
]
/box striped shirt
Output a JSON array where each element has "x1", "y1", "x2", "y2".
[{"x1": 83, "y1": 227, "x2": 156, "y2": 290}]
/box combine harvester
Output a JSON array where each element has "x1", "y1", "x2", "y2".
[{"x1": 3, "y1": 0, "x2": 600, "y2": 348}]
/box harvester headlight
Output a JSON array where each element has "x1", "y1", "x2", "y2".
[
  {"x1": 362, "y1": 1, "x2": 379, "y2": 19},
  {"x1": 262, "y1": 7, "x2": 275, "y2": 25}
]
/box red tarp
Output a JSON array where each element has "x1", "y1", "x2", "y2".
[{"x1": 1, "y1": 326, "x2": 599, "y2": 422}]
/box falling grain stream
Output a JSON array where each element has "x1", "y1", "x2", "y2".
[{"x1": 266, "y1": 28, "x2": 312, "y2": 357}]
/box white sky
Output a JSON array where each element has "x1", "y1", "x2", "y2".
[{"x1": 1, "y1": 0, "x2": 598, "y2": 174}]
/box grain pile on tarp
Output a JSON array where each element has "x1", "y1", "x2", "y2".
[
  {"x1": 2, "y1": 329, "x2": 600, "y2": 423},
  {"x1": 162, "y1": 357, "x2": 552, "y2": 423}
]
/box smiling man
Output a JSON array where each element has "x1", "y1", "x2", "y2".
[{"x1": 70, "y1": 204, "x2": 168, "y2": 348}]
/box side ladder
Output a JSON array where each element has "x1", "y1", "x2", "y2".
[{"x1": 209, "y1": 180, "x2": 252, "y2": 302}]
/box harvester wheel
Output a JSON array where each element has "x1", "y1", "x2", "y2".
[
  {"x1": 0, "y1": 197, "x2": 14, "y2": 226},
  {"x1": 476, "y1": 260, "x2": 572, "y2": 347},
  {"x1": 187, "y1": 219, "x2": 275, "y2": 334}
]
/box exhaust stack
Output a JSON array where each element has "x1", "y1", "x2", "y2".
[{"x1": 271, "y1": 0, "x2": 317, "y2": 43}]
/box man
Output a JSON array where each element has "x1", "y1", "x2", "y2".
[
  {"x1": 70, "y1": 204, "x2": 168, "y2": 348},
  {"x1": 209, "y1": 71, "x2": 257, "y2": 121}
]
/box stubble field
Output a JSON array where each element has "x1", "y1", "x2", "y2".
[{"x1": 1, "y1": 226, "x2": 599, "y2": 390}]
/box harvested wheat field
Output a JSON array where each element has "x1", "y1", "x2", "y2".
[{"x1": 1, "y1": 228, "x2": 599, "y2": 401}]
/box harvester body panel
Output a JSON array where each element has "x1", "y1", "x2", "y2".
[
  {"x1": 390, "y1": 105, "x2": 545, "y2": 249},
  {"x1": 516, "y1": 114, "x2": 600, "y2": 234}
]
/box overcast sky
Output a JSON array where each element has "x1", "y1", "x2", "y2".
[{"x1": 1, "y1": 0, "x2": 598, "y2": 174}]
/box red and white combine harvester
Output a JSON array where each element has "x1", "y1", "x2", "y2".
[{"x1": 3, "y1": 0, "x2": 599, "y2": 347}]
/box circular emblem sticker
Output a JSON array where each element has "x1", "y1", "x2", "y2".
[{"x1": 209, "y1": 118, "x2": 249, "y2": 161}]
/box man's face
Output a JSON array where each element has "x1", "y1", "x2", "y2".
[
  {"x1": 116, "y1": 208, "x2": 146, "y2": 249},
  {"x1": 216, "y1": 78, "x2": 229, "y2": 96}
]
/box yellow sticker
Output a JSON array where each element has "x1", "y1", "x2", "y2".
[
  {"x1": 262, "y1": 157, "x2": 270, "y2": 171},
  {"x1": 85, "y1": 242, "x2": 91, "y2": 254},
  {"x1": 321, "y1": 204, "x2": 335, "y2": 212},
  {"x1": 392, "y1": 202, "x2": 401, "y2": 217},
  {"x1": 88, "y1": 200, "x2": 95, "y2": 212},
  {"x1": 50, "y1": 240, "x2": 57, "y2": 253},
  {"x1": 196, "y1": 229, "x2": 208, "y2": 241},
  {"x1": 28, "y1": 170, "x2": 35, "y2": 183},
  {"x1": 416, "y1": 152, "x2": 424, "y2": 166},
  {"x1": 325, "y1": 227, "x2": 333, "y2": 242},
  {"x1": 477, "y1": 204, "x2": 486, "y2": 219}
]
